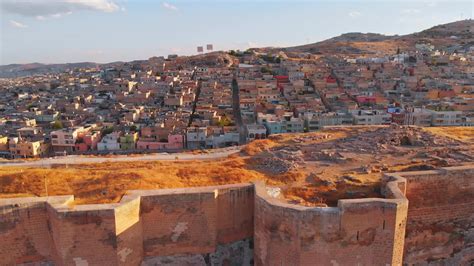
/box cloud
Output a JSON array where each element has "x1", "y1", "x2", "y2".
[
  {"x1": 246, "y1": 41, "x2": 259, "y2": 48},
  {"x1": 348, "y1": 11, "x2": 361, "y2": 18},
  {"x1": 162, "y1": 2, "x2": 178, "y2": 11},
  {"x1": 170, "y1": 47, "x2": 182, "y2": 53},
  {"x1": 402, "y1": 9, "x2": 421, "y2": 14},
  {"x1": 1, "y1": 0, "x2": 121, "y2": 18},
  {"x1": 426, "y1": 1, "x2": 438, "y2": 7},
  {"x1": 9, "y1": 19, "x2": 28, "y2": 28},
  {"x1": 36, "y1": 11, "x2": 73, "y2": 20}
]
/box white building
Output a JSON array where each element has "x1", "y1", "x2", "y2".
[
  {"x1": 429, "y1": 110, "x2": 463, "y2": 126},
  {"x1": 246, "y1": 124, "x2": 267, "y2": 141},
  {"x1": 351, "y1": 110, "x2": 391, "y2": 125},
  {"x1": 186, "y1": 127, "x2": 207, "y2": 149},
  {"x1": 97, "y1": 132, "x2": 121, "y2": 151}
]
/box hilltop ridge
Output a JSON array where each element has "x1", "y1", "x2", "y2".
[{"x1": 2, "y1": 20, "x2": 471, "y2": 77}]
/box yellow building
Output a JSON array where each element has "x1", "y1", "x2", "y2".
[
  {"x1": 9, "y1": 138, "x2": 46, "y2": 158},
  {"x1": 0, "y1": 136, "x2": 8, "y2": 151}
]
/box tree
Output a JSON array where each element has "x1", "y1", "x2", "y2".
[
  {"x1": 217, "y1": 116, "x2": 232, "y2": 127},
  {"x1": 101, "y1": 126, "x2": 114, "y2": 135},
  {"x1": 261, "y1": 66, "x2": 271, "y2": 74},
  {"x1": 52, "y1": 120, "x2": 63, "y2": 130}
]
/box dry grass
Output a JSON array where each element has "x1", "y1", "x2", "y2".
[
  {"x1": 2, "y1": 126, "x2": 469, "y2": 206},
  {"x1": 240, "y1": 139, "x2": 277, "y2": 155},
  {"x1": 423, "y1": 127, "x2": 474, "y2": 143},
  {"x1": 0, "y1": 157, "x2": 292, "y2": 205},
  {"x1": 0, "y1": 128, "x2": 369, "y2": 206}
]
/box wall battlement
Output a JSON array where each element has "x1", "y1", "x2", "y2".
[
  {"x1": 386, "y1": 165, "x2": 474, "y2": 265},
  {"x1": 254, "y1": 175, "x2": 408, "y2": 266},
  {"x1": 0, "y1": 165, "x2": 473, "y2": 266}
]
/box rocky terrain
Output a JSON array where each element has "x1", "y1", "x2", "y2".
[
  {"x1": 0, "y1": 126, "x2": 471, "y2": 206},
  {"x1": 244, "y1": 126, "x2": 473, "y2": 206}
]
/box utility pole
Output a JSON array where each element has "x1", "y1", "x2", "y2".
[{"x1": 44, "y1": 175, "x2": 48, "y2": 197}]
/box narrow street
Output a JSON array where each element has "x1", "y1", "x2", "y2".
[
  {"x1": 232, "y1": 77, "x2": 246, "y2": 144},
  {"x1": 307, "y1": 78, "x2": 333, "y2": 112},
  {"x1": 187, "y1": 70, "x2": 202, "y2": 127}
]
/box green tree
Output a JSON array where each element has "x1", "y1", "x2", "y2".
[
  {"x1": 217, "y1": 116, "x2": 232, "y2": 127},
  {"x1": 261, "y1": 66, "x2": 271, "y2": 74},
  {"x1": 52, "y1": 120, "x2": 63, "y2": 130},
  {"x1": 101, "y1": 126, "x2": 114, "y2": 135}
]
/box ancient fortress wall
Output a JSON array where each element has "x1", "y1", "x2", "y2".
[
  {"x1": 389, "y1": 166, "x2": 474, "y2": 265},
  {"x1": 0, "y1": 184, "x2": 254, "y2": 266},
  {"x1": 254, "y1": 178, "x2": 408, "y2": 266},
  {"x1": 0, "y1": 165, "x2": 473, "y2": 266}
]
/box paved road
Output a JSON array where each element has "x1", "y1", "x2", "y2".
[
  {"x1": 187, "y1": 69, "x2": 202, "y2": 127},
  {"x1": 307, "y1": 78, "x2": 333, "y2": 112},
  {"x1": 0, "y1": 147, "x2": 241, "y2": 168},
  {"x1": 232, "y1": 77, "x2": 246, "y2": 144}
]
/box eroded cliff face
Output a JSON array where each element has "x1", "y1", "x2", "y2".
[{"x1": 401, "y1": 167, "x2": 474, "y2": 265}]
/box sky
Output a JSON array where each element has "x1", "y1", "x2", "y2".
[{"x1": 0, "y1": 0, "x2": 472, "y2": 65}]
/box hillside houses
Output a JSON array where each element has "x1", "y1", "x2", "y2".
[{"x1": 0, "y1": 40, "x2": 472, "y2": 158}]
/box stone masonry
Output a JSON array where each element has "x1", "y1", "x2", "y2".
[{"x1": 0, "y1": 165, "x2": 473, "y2": 265}]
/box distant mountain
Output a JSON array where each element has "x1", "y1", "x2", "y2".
[
  {"x1": 412, "y1": 20, "x2": 473, "y2": 39},
  {"x1": 2, "y1": 20, "x2": 472, "y2": 78},
  {"x1": 0, "y1": 62, "x2": 98, "y2": 78},
  {"x1": 176, "y1": 51, "x2": 234, "y2": 67},
  {"x1": 327, "y1": 32, "x2": 396, "y2": 42},
  {"x1": 258, "y1": 19, "x2": 473, "y2": 56}
]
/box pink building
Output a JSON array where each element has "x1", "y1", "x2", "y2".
[
  {"x1": 136, "y1": 134, "x2": 184, "y2": 151},
  {"x1": 356, "y1": 96, "x2": 377, "y2": 105},
  {"x1": 75, "y1": 131, "x2": 101, "y2": 152}
]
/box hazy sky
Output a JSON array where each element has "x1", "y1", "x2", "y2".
[{"x1": 1, "y1": 0, "x2": 472, "y2": 65}]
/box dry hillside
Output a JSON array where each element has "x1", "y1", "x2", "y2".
[
  {"x1": 256, "y1": 20, "x2": 473, "y2": 56},
  {"x1": 0, "y1": 126, "x2": 472, "y2": 206}
]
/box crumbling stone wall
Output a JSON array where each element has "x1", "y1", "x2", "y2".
[
  {"x1": 0, "y1": 197, "x2": 70, "y2": 265},
  {"x1": 395, "y1": 166, "x2": 474, "y2": 265},
  {"x1": 0, "y1": 184, "x2": 254, "y2": 266},
  {"x1": 253, "y1": 178, "x2": 408, "y2": 266},
  {"x1": 1, "y1": 166, "x2": 473, "y2": 266}
]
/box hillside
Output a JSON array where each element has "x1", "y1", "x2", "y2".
[
  {"x1": 268, "y1": 19, "x2": 473, "y2": 55},
  {"x1": 2, "y1": 20, "x2": 471, "y2": 78},
  {"x1": 0, "y1": 62, "x2": 98, "y2": 78},
  {"x1": 172, "y1": 51, "x2": 235, "y2": 69}
]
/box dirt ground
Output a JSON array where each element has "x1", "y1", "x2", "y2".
[{"x1": 0, "y1": 126, "x2": 472, "y2": 206}]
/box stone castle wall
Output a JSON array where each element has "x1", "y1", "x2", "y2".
[
  {"x1": 254, "y1": 177, "x2": 408, "y2": 265},
  {"x1": 0, "y1": 184, "x2": 254, "y2": 266},
  {"x1": 390, "y1": 166, "x2": 474, "y2": 265},
  {"x1": 0, "y1": 165, "x2": 473, "y2": 266}
]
